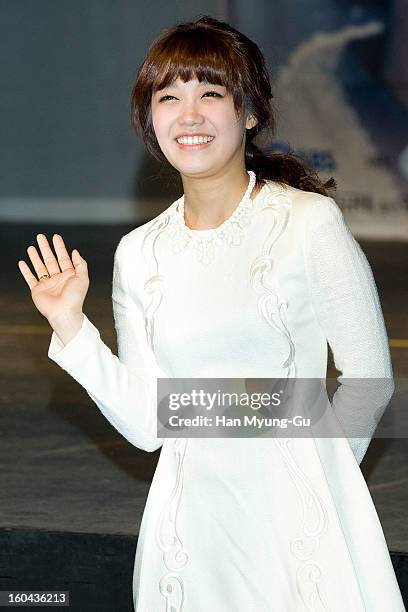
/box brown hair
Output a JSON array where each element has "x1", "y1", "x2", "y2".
[{"x1": 130, "y1": 16, "x2": 336, "y2": 196}]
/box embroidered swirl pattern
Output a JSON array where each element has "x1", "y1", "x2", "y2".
[
  {"x1": 274, "y1": 438, "x2": 329, "y2": 611},
  {"x1": 156, "y1": 438, "x2": 189, "y2": 611},
  {"x1": 141, "y1": 215, "x2": 189, "y2": 611},
  {"x1": 249, "y1": 190, "x2": 297, "y2": 377},
  {"x1": 141, "y1": 214, "x2": 170, "y2": 352},
  {"x1": 250, "y1": 189, "x2": 330, "y2": 608}
]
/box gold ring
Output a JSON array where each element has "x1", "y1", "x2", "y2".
[{"x1": 39, "y1": 274, "x2": 50, "y2": 280}]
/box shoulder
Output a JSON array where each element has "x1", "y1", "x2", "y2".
[
  {"x1": 114, "y1": 198, "x2": 179, "y2": 259},
  {"x1": 265, "y1": 180, "x2": 340, "y2": 214},
  {"x1": 264, "y1": 180, "x2": 345, "y2": 231},
  {"x1": 111, "y1": 200, "x2": 179, "y2": 301}
]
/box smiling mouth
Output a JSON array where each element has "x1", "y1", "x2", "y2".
[{"x1": 175, "y1": 136, "x2": 215, "y2": 149}]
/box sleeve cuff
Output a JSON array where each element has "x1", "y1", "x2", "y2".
[{"x1": 48, "y1": 313, "x2": 101, "y2": 367}]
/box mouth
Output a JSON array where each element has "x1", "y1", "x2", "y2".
[{"x1": 174, "y1": 135, "x2": 215, "y2": 150}]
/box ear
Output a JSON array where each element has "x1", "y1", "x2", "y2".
[{"x1": 246, "y1": 114, "x2": 258, "y2": 130}]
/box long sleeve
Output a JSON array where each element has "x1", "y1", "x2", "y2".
[
  {"x1": 304, "y1": 195, "x2": 394, "y2": 465},
  {"x1": 47, "y1": 235, "x2": 164, "y2": 453}
]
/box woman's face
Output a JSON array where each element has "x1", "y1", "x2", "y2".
[{"x1": 151, "y1": 77, "x2": 251, "y2": 178}]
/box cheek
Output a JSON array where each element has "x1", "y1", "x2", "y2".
[
  {"x1": 151, "y1": 107, "x2": 168, "y2": 140},
  {"x1": 151, "y1": 112, "x2": 161, "y2": 139},
  {"x1": 216, "y1": 112, "x2": 245, "y2": 145},
  {"x1": 211, "y1": 104, "x2": 244, "y2": 135},
  {"x1": 151, "y1": 110, "x2": 175, "y2": 158}
]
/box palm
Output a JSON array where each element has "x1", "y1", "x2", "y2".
[
  {"x1": 31, "y1": 267, "x2": 87, "y2": 319},
  {"x1": 18, "y1": 233, "x2": 89, "y2": 322}
]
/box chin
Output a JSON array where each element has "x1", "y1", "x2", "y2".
[{"x1": 175, "y1": 162, "x2": 218, "y2": 176}]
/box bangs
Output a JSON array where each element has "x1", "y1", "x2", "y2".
[{"x1": 150, "y1": 30, "x2": 243, "y2": 98}]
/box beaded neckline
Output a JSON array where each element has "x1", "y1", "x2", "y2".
[{"x1": 167, "y1": 170, "x2": 267, "y2": 265}]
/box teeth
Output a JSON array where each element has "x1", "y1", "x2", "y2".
[{"x1": 176, "y1": 135, "x2": 214, "y2": 145}]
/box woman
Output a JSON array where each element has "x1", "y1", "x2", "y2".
[{"x1": 18, "y1": 16, "x2": 405, "y2": 612}]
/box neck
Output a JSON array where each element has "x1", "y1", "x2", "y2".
[{"x1": 181, "y1": 167, "x2": 262, "y2": 230}]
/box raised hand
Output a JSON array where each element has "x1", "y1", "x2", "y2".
[{"x1": 18, "y1": 233, "x2": 89, "y2": 324}]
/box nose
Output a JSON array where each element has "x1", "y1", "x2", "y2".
[{"x1": 177, "y1": 101, "x2": 205, "y2": 127}]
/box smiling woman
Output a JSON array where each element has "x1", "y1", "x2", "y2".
[{"x1": 21, "y1": 14, "x2": 405, "y2": 612}]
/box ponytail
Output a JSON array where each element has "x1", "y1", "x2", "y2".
[{"x1": 245, "y1": 142, "x2": 336, "y2": 197}]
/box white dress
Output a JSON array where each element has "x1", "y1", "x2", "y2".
[{"x1": 48, "y1": 175, "x2": 406, "y2": 612}]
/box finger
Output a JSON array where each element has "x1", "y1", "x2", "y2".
[
  {"x1": 71, "y1": 248, "x2": 88, "y2": 277},
  {"x1": 35, "y1": 233, "x2": 62, "y2": 276},
  {"x1": 26, "y1": 244, "x2": 51, "y2": 280},
  {"x1": 17, "y1": 259, "x2": 40, "y2": 291},
  {"x1": 52, "y1": 234, "x2": 75, "y2": 272}
]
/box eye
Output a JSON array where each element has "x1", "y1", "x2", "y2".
[
  {"x1": 203, "y1": 91, "x2": 223, "y2": 98},
  {"x1": 157, "y1": 91, "x2": 223, "y2": 103},
  {"x1": 158, "y1": 95, "x2": 175, "y2": 102}
]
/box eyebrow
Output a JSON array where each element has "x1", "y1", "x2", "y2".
[{"x1": 159, "y1": 79, "x2": 221, "y2": 90}]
